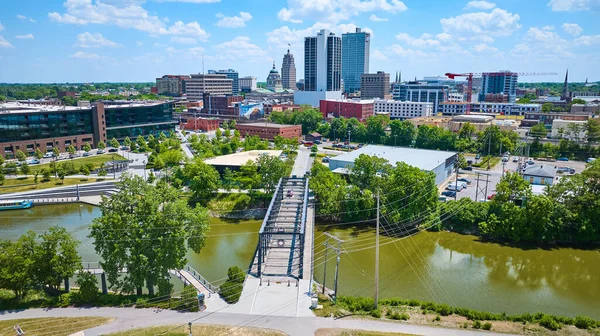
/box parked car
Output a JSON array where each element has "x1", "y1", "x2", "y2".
[
  {"x1": 97, "y1": 149, "x2": 105, "y2": 154},
  {"x1": 43, "y1": 152, "x2": 54, "y2": 158},
  {"x1": 502, "y1": 157, "x2": 509, "y2": 163},
  {"x1": 69, "y1": 154, "x2": 77, "y2": 159},
  {"x1": 587, "y1": 158, "x2": 596, "y2": 163},
  {"x1": 526, "y1": 159, "x2": 535, "y2": 165},
  {"x1": 120, "y1": 146, "x2": 130, "y2": 150},
  {"x1": 83, "y1": 152, "x2": 91, "y2": 157},
  {"x1": 446, "y1": 183, "x2": 463, "y2": 192},
  {"x1": 487, "y1": 193, "x2": 496, "y2": 200},
  {"x1": 557, "y1": 157, "x2": 569, "y2": 161},
  {"x1": 108, "y1": 148, "x2": 118, "y2": 153},
  {"x1": 557, "y1": 166, "x2": 575, "y2": 174},
  {"x1": 475, "y1": 153, "x2": 481, "y2": 159},
  {"x1": 322, "y1": 157, "x2": 330, "y2": 163},
  {"x1": 441, "y1": 190, "x2": 456, "y2": 197},
  {"x1": 457, "y1": 177, "x2": 472, "y2": 184},
  {"x1": 512, "y1": 156, "x2": 519, "y2": 163},
  {"x1": 438, "y1": 196, "x2": 448, "y2": 202},
  {"x1": 26, "y1": 159, "x2": 40, "y2": 165}
]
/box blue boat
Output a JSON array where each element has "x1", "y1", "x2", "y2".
[{"x1": 0, "y1": 199, "x2": 34, "y2": 211}]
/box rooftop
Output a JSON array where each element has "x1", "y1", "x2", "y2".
[
  {"x1": 324, "y1": 99, "x2": 375, "y2": 104},
  {"x1": 524, "y1": 164, "x2": 556, "y2": 178},
  {"x1": 0, "y1": 101, "x2": 172, "y2": 114},
  {"x1": 330, "y1": 145, "x2": 456, "y2": 171},
  {"x1": 203, "y1": 150, "x2": 283, "y2": 167},
  {"x1": 237, "y1": 122, "x2": 299, "y2": 129},
  {"x1": 451, "y1": 115, "x2": 494, "y2": 123}
]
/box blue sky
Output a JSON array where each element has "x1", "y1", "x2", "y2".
[{"x1": 0, "y1": 0, "x2": 599, "y2": 83}]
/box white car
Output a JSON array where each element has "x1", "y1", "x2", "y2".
[{"x1": 43, "y1": 152, "x2": 54, "y2": 158}]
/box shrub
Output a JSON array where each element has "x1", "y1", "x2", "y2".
[
  {"x1": 219, "y1": 266, "x2": 246, "y2": 304},
  {"x1": 181, "y1": 285, "x2": 199, "y2": 312},
  {"x1": 434, "y1": 315, "x2": 441, "y2": 322},
  {"x1": 574, "y1": 315, "x2": 596, "y2": 329},
  {"x1": 369, "y1": 308, "x2": 381, "y2": 318},
  {"x1": 462, "y1": 322, "x2": 469, "y2": 328},
  {"x1": 76, "y1": 271, "x2": 99, "y2": 304},
  {"x1": 388, "y1": 311, "x2": 409, "y2": 321},
  {"x1": 473, "y1": 320, "x2": 482, "y2": 329},
  {"x1": 539, "y1": 315, "x2": 561, "y2": 331},
  {"x1": 482, "y1": 322, "x2": 492, "y2": 330}
]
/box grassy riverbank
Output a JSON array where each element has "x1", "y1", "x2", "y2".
[
  {"x1": 0, "y1": 176, "x2": 108, "y2": 194},
  {"x1": 314, "y1": 295, "x2": 600, "y2": 335},
  {"x1": 108, "y1": 324, "x2": 285, "y2": 336},
  {"x1": 28, "y1": 154, "x2": 127, "y2": 173},
  {"x1": 0, "y1": 317, "x2": 113, "y2": 336}
]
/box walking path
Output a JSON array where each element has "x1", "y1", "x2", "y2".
[{"x1": 0, "y1": 307, "x2": 514, "y2": 336}]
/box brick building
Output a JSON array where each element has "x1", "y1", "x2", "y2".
[
  {"x1": 203, "y1": 94, "x2": 244, "y2": 116},
  {"x1": 319, "y1": 99, "x2": 374, "y2": 121},
  {"x1": 236, "y1": 122, "x2": 301, "y2": 140},
  {"x1": 180, "y1": 118, "x2": 220, "y2": 132}
]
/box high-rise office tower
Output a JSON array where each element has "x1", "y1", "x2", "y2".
[
  {"x1": 479, "y1": 71, "x2": 518, "y2": 103},
  {"x1": 304, "y1": 29, "x2": 342, "y2": 92},
  {"x1": 342, "y1": 28, "x2": 370, "y2": 94},
  {"x1": 281, "y1": 49, "x2": 296, "y2": 90},
  {"x1": 207, "y1": 69, "x2": 239, "y2": 95}
]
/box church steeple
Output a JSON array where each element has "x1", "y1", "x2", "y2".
[{"x1": 272, "y1": 61, "x2": 276, "y2": 70}]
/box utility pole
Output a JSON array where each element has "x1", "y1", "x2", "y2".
[
  {"x1": 487, "y1": 132, "x2": 492, "y2": 170},
  {"x1": 499, "y1": 141, "x2": 503, "y2": 157},
  {"x1": 322, "y1": 232, "x2": 344, "y2": 303},
  {"x1": 188, "y1": 322, "x2": 193, "y2": 336},
  {"x1": 483, "y1": 172, "x2": 490, "y2": 200},
  {"x1": 347, "y1": 128, "x2": 351, "y2": 152},
  {"x1": 374, "y1": 188, "x2": 380, "y2": 309},
  {"x1": 454, "y1": 156, "x2": 460, "y2": 201},
  {"x1": 322, "y1": 236, "x2": 329, "y2": 295},
  {"x1": 475, "y1": 172, "x2": 480, "y2": 201}
]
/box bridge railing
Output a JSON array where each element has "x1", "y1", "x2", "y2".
[
  {"x1": 81, "y1": 261, "x2": 102, "y2": 270},
  {"x1": 183, "y1": 265, "x2": 219, "y2": 294}
]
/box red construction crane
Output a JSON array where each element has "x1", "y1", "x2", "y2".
[{"x1": 444, "y1": 71, "x2": 558, "y2": 114}]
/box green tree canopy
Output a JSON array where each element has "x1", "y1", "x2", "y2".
[
  {"x1": 16, "y1": 150, "x2": 26, "y2": 161},
  {"x1": 34, "y1": 149, "x2": 43, "y2": 159},
  {"x1": 110, "y1": 138, "x2": 120, "y2": 148},
  {"x1": 83, "y1": 142, "x2": 92, "y2": 152},
  {"x1": 179, "y1": 158, "x2": 220, "y2": 199}
]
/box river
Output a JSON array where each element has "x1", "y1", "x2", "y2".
[{"x1": 1, "y1": 204, "x2": 599, "y2": 319}]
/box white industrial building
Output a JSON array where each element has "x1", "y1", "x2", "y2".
[
  {"x1": 374, "y1": 100, "x2": 433, "y2": 120},
  {"x1": 551, "y1": 119, "x2": 588, "y2": 140},
  {"x1": 328, "y1": 145, "x2": 457, "y2": 186}
]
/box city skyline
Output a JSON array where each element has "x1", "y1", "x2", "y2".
[{"x1": 0, "y1": 0, "x2": 599, "y2": 83}]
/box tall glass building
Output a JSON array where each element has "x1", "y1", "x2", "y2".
[
  {"x1": 342, "y1": 28, "x2": 370, "y2": 94},
  {"x1": 479, "y1": 71, "x2": 518, "y2": 103}
]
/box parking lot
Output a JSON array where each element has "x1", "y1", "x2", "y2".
[{"x1": 440, "y1": 155, "x2": 589, "y2": 202}]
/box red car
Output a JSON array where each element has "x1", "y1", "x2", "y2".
[{"x1": 487, "y1": 193, "x2": 496, "y2": 200}]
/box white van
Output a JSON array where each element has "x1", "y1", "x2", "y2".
[{"x1": 446, "y1": 182, "x2": 463, "y2": 191}]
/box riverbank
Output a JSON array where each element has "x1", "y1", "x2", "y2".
[
  {"x1": 315, "y1": 295, "x2": 600, "y2": 335},
  {"x1": 0, "y1": 176, "x2": 109, "y2": 194}
]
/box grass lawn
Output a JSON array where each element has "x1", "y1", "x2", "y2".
[
  {"x1": 0, "y1": 317, "x2": 113, "y2": 336},
  {"x1": 107, "y1": 324, "x2": 285, "y2": 336},
  {"x1": 29, "y1": 154, "x2": 127, "y2": 173},
  {"x1": 316, "y1": 330, "x2": 417, "y2": 336},
  {"x1": 0, "y1": 176, "x2": 109, "y2": 194}
]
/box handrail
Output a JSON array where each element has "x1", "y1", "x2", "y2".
[
  {"x1": 300, "y1": 177, "x2": 309, "y2": 234},
  {"x1": 258, "y1": 178, "x2": 283, "y2": 234},
  {"x1": 184, "y1": 264, "x2": 219, "y2": 294}
]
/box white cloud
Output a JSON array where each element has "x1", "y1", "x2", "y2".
[
  {"x1": 76, "y1": 32, "x2": 119, "y2": 48},
  {"x1": 213, "y1": 36, "x2": 266, "y2": 61},
  {"x1": 440, "y1": 8, "x2": 521, "y2": 39},
  {"x1": 215, "y1": 12, "x2": 252, "y2": 28},
  {"x1": 472, "y1": 43, "x2": 498, "y2": 52},
  {"x1": 0, "y1": 35, "x2": 14, "y2": 48},
  {"x1": 387, "y1": 44, "x2": 428, "y2": 58},
  {"x1": 136, "y1": 40, "x2": 143, "y2": 46},
  {"x1": 525, "y1": 26, "x2": 564, "y2": 43},
  {"x1": 464, "y1": 1, "x2": 496, "y2": 10},
  {"x1": 16, "y1": 34, "x2": 35, "y2": 40},
  {"x1": 49, "y1": 0, "x2": 209, "y2": 40},
  {"x1": 70, "y1": 51, "x2": 101, "y2": 59},
  {"x1": 369, "y1": 14, "x2": 388, "y2": 22},
  {"x1": 396, "y1": 32, "x2": 440, "y2": 48},
  {"x1": 547, "y1": 0, "x2": 600, "y2": 12},
  {"x1": 562, "y1": 23, "x2": 583, "y2": 36},
  {"x1": 0, "y1": 23, "x2": 4, "y2": 31},
  {"x1": 17, "y1": 14, "x2": 36, "y2": 22},
  {"x1": 371, "y1": 49, "x2": 388, "y2": 60},
  {"x1": 170, "y1": 36, "x2": 197, "y2": 44},
  {"x1": 277, "y1": 0, "x2": 407, "y2": 23},
  {"x1": 165, "y1": 45, "x2": 205, "y2": 58},
  {"x1": 573, "y1": 35, "x2": 600, "y2": 46},
  {"x1": 512, "y1": 26, "x2": 573, "y2": 58},
  {"x1": 435, "y1": 32, "x2": 452, "y2": 42}
]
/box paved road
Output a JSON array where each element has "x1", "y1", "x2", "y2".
[
  {"x1": 0, "y1": 307, "x2": 515, "y2": 336},
  {"x1": 291, "y1": 147, "x2": 311, "y2": 177}
]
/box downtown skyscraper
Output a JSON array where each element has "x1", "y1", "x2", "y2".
[
  {"x1": 281, "y1": 49, "x2": 296, "y2": 90},
  {"x1": 342, "y1": 28, "x2": 370, "y2": 94},
  {"x1": 304, "y1": 29, "x2": 342, "y2": 92}
]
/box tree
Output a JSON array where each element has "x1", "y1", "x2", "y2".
[
  {"x1": 58, "y1": 169, "x2": 66, "y2": 184},
  {"x1": 219, "y1": 266, "x2": 245, "y2": 304},
  {"x1": 110, "y1": 137, "x2": 120, "y2": 148},
  {"x1": 181, "y1": 285, "x2": 199, "y2": 312},
  {"x1": 136, "y1": 135, "x2": 148, "y2": 152},
  {"x1": 67, "y1": 145, "x2": 76, "y2": 155},
  {"x1": 76, "y1": 271, "x2": 99, "y2": 303},
  {"x1": 90, "y1": 174, "x2": 210, "y2": 295},
  {"x1": 83, "y1": 142, "x2": 92, "y2": 152},
  {"x1": 273, "y1": 135, "x2": 285, "y2": 150},
  {"x1": 364, "y1": 115, "x2": 388, "y2": 144},
  {"x1": 311, "y1": 145, "x2": 318, "y2": 154},
  {"x1": 256, "y1": 154, "x2": 288, "y2": 193},
  {"x1": 53, "y1": 147, "x2": 60, "y2": 157},
  {"x1": 458, "y1": 122, "x2": 476, "y2": 139},
  {"x1": 123, "y1": 137, "x2": 132, "y2": 148},
  {"x1": 0, "y1": 172, "x2": 4, "y2": 185},
  {"x1": 494, "y1": 172, "x2": 532, "y2": 204},
  {"x1": 180, "y1": 158, "x2": 220, "y2": 199},
  {"x1": 350, "y1": 154, "x2": 392, "y2": 191},
  {"x1": 159, "y1": 132, "x2": 167, "y2": 142},
  {"x1": 224, "y1": 129, "x2": 231, "y2": 138},
  {"x1": 20, "y1": 162, "x2": 31, "y2": 176},
  {"x1": 41, "y1": 168, "x2": 51, "y2": 181},
  {"x1": 97, "y1": 140, "x2": 106, "y2": 150},
  {"x1": 530, "y1": 123, "x2": 547, "y2": 139},
  {"x1": 542, "y1": 102, "x2": 553, "y2": 112},
  {"x1": 34, "y1": 149, "x2": 43, "y2": 159},
  {"x1": 34, "y1": 172, "x2": 39, "y2": 186},
  {"x1": 79, "y1": 165, "x2": 90, "y2": 178},
  {"x1": 0, "y1": 154, "x2": 4, "y2": 166},
  {"x1": 98, "y1": 169, "x2": 107, "y2": 179},
  {"x1": 586, "y1": 119, "x2": 600, "y2": 143},
  {"x1": 161, "y1": 149, "x2": 183, "y2": 167},
  {"x1": 290, "y1": 107, "x2": 323, "y2": 135},
  {"x1": 0, "y1": 232, "x2": 37, "y2": 299},
  {"x1": 571, "y1": 98, "x2": 587, "y2": 105},
  {"x1": 215, "y1": 128, "x2": 222, "y2": 140},
  {"x1": 34, "y1": 227, "x2": 81, "y2": 291},
  {"x1": 16, "y1": 150, "x2": 26, "y2": 162}
]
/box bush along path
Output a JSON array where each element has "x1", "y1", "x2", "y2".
[{"x1": 313, "y1": 295, "x2": 600, "y2": 335}]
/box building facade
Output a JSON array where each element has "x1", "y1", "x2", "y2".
[
  {"x1": 0, "y1": 101, "x2": 175, "y2": 158},
  {"x1": 374, "y1": 100, "x2": 433, "y2": 120},
  {"x1": 266, "y1": 62, "x2": 283, "y2": 92},
  {"x1": 522, "y1": 112, "x2": 590, "y2": 128},
  {"x1": 319, "y1": 99, "x2": 374, "y2": 120},
  {"x1": 202, "y1": 94, "x2": 244, "y2": 116},
  {"x1": 551, "y1": 119, "x2": 588, "y2": 139},
  {"x1": 281, "y1": 49, "x2": 296, "y2": 90},
  {"x1": 392, "y1": 83, "x2": 449, "y2": 114},
  {"x1": 239, "y1": 76, "x2": 258, "y2": 93},
  {"x1": 184, "y1": 74, "x2": 233, "y2": 101},
  {"x1": 523, "y1": 165, "x2": 556, "y2": 186},
  {"x1": 208, "y1": 69, "x2": 239, "y2": 95},
  {"x1": 180, "y1": 117, "x2": 220, "y2": 132},
  {"x1": 342, "y1": 28, "x2": 370, "y2": 94},
  {"x1": 156, "y1": 75, "x2": 188, "y2": 96},
  {"x1": 479, "y1": 71, "x2": 518, "y2": 103},
  {"x1": 304, "y1": 29, "x2": 342, "y2": 92},
  {"x1": 236, "y1": 122, "x2": 301, "y2": 140},
  {"x1": 361, "y1": 72, "x2": 389, "y2": 100},
  {"x1": 439, "y1": 102, "x2": 541, "y2": 116}
]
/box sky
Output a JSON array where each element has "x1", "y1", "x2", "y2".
[{"x1": 0, "y1": 0, "x2": 599, "y2": 83}]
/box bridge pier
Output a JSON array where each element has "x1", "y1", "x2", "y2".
[{"x1": 101, "y1": 273, "x2": 108, "y2": 294}]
